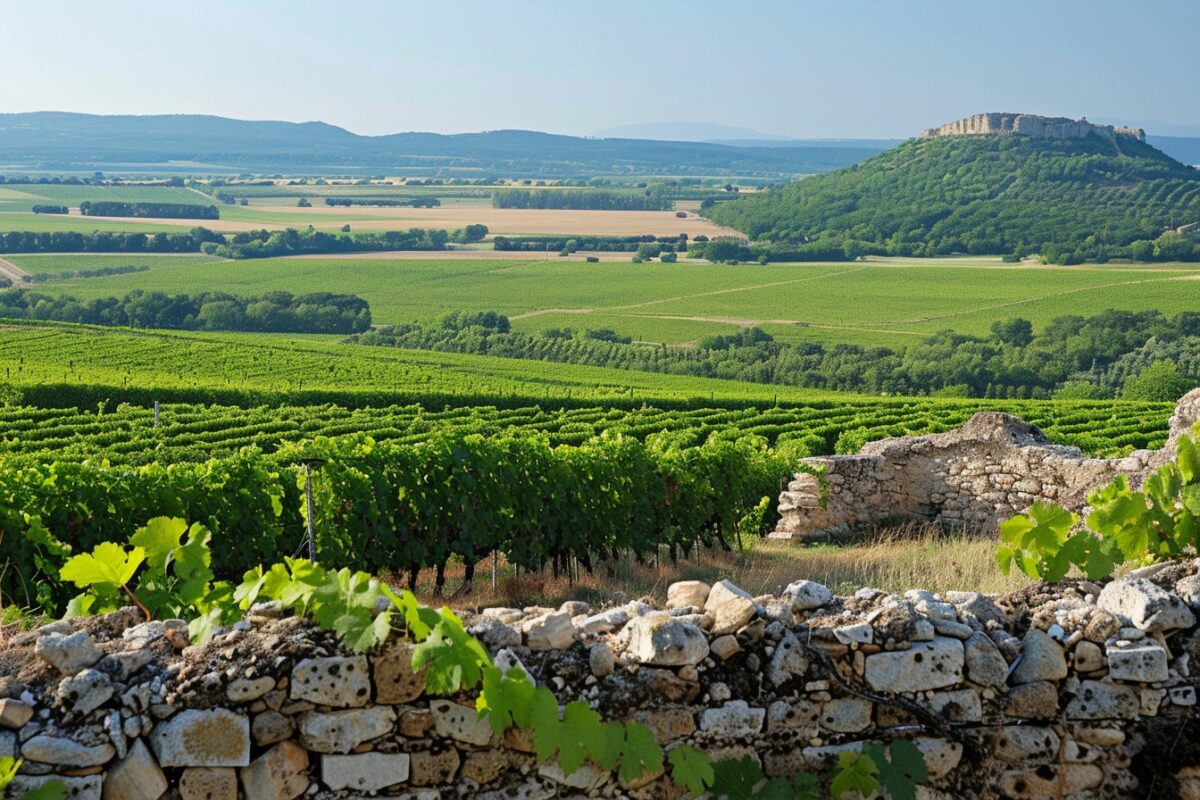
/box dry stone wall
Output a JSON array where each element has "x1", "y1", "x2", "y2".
[
  {"x1": 7, "y1": 561, "x2": 1200, "y2": 798},
  {"x1": 772, "y1": 390, "x2": 1200, "y2": 542}
]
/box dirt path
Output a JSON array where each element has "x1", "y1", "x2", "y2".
[{"x1": 0, "y1": 257, "x2": 30, "y2": 284}]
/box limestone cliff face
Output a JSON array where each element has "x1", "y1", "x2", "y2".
[{"x1": 921, "y1": 113, "x2": 1145, "y2": 143}]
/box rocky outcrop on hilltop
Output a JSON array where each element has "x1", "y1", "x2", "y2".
[{"x1": 921, "y1": 112, "x2": 1145, "y2": 142}]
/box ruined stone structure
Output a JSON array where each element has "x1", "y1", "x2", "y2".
[
  {"x1": 6, "y1": 564, "x2": 1200, "y2": 798},
  {"x1": 772, "y1": 389, "x2": 1200, "y2": 542},
  {"x1": 920, "y1": 113, "x2": 1145, "y2": 143}
]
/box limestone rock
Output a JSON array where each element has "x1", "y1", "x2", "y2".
[
  {"x1": 709, "y1": 634, "x2": 741, "y2": 660},
  {"x1": 864, "y1": 637, "x2": 964, "y2": 692},
  {"x1": 1073, "y1": 640, "x2": 1105, "y2": 673},
  {"x1": 59, "y1": 669, "x2": 114, "y2": 716},
  {"x1": 785, "y1": 580, "x2": 833, "y2": 611},
  {"x1": 699, "y1": 700, "x2": 765, "y2": 737},
  {"x1": 410, "y1": 747, "x2": 462, "y2": 785},
  {"x1": 1005, "y1": 681, "x2": 1059, "y2": 720},
  {"x1": 22, "y1": 734, "x2": 115, "y2": 767},
  {"x1": 994, "y1": 726, "x2": 1060, "y2": 763},
  {"x1": 149, "y1": 709, "x2": 249, "y2": 768},
  {"x1": 321, "y1": 752, "x2": 411, "y2": 792},
  {"x1": 964, "y1": 631, "x2": 1008, "y2": 688},
  {"x1": 1010, "y1": 629, "x2": 1067, "y2": 684},
  {"x1": 0, "y1": 699, "x2": 34, "y2": 729},
  {"x1": 1108, "y1": 641, "x2": 1169, "y2": 683},
  {"x1": 706, "y1": 580, "x2": 757, "y2": 635},
  {"x1": 102, "y1": 738, "x2": 167, "y2": 800},
  {"x1": 373, "y1": 641, "x2": 427, "y2": 704},
  {"x1": 179, "y1": 768, "x2": 237, "y2": 800},
  {"x1": 1098, "y1": 577, "x2": 1196, "y2": 633},
  {"x1": 666, "y1": 580, "x2": 710, "y2": 609},
  {"x1": 526, "y1": 612, "x2": 575, "y2": 651},
  {"x1": 624, "y1": 616, "x2": 709, "y2": 667},
  {"x1": 225, "y1": 676, "x2": 275, "y2": 704},
  {"x1": 1066, "y1": 681, "x2": 1139, "y2": 720},
  {"x1": 819, "y1": 697, "x2": 871, "y2": 732},
  {"x1": 833, "y1": 622, "x2": 873, "y2": 645},
  {"x1": 290, "y1": 655, "x2": 370, "y2": 708},
  {"x1": 239, "y1": 741, "x2": 309, "y2": 800},
  {"x1": 35, "y1": 631, "x2": 102, "y2": 675},
  {"x1": 766, "y1": 631, "x2": 809, "y2": 686},
  {"x1": 588, "y1": 642, "x2": 614, "y2": 677},
  {"x1": 431, "y1": 699, "x2": 493, "y2": 746},
  {"x1": 251, "y1": 710, "x2": 295, "y2": 747},
  {"x1": 297, "y1": 706, "x2": 396, "y2": 754}
]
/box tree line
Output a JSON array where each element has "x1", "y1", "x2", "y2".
[
  {"x1": 323, "y1": 197, "x2": 440, "y2": 207},
  {"x1": 349, "y1": 308, "x2": 1200, "y2": 401},
  {"x1": 207, "y1": 227, "x2": 452, "y2": 259},
  {"x1": 0, "y1": 288, "x2": 371, "y2": 334},
  {"x1": 494, "y1": 234, "x2": 690, "y2": 253},
  {"x1": 0, "y1": 228, "x2": 224, "y2": 254},
  {"x1": 493, "y1": 188, "x2": 673, "y2": 211},
  {"x1": 79, "y1": 201, "x2": 220, "y2": 220}
]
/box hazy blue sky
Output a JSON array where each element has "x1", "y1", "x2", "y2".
[{"x1": 4, "y1": 0, "x2": 1198, "y2": 138}]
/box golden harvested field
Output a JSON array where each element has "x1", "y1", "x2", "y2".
[{"x1": 68, "y1": 205, "x2": 740, "y2": 237}]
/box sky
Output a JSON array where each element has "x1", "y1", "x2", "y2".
[{"x1": 3, "y1": 0, "x2": 1198, "y2": 139}]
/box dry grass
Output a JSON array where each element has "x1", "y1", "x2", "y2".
[{"x1": 408, "y1": 526, "x2": 1029, "y2": 612}]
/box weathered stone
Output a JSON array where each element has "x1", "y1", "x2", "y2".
[
  {"x1": 148, "y1": 709, "x2": 249, "y2": 768},
  {"x1": 706, "y1": 580, "x2": 757, "y2": 635},
  {"x1": 0, "y1": 699, "x2": 34, "y2": 729},
  {"x1": 225, "y1": 676, "x2": 275, "y2": 704},
  {"x1": 59, "y1": 669, "x2": 114, "y2": 716},
  {"x1": 588, "y1": 642, "x2": 614, "y2": 677},
  {"x1": 998, "y1": 764, "x2": 1103, "y2": 797},
  {"x1": 239, "y1": 741, "x2": 309, "y2": 800},
  {"x1": 699, "y1": 700, "x2": 765, "y2": 737},
  {"x1": 251, "y1": 710, "x2": 294, "y2": 746},
  {"x1": 297, "y1": 706, "x2": 396, "y2": 753},
  {"x1": 785, "y1": 580, "x2": 833, "y2": 611},
  {"x1": 539, "y1": 761, "x2": 609, "y2": 791},
  {"x1": 321, "y1": 752, "x2": 411, "y2": 792},
  {"x1": 766, "y1": 698, "x2": 820, "y2": 734},
  {"x1": 964, "y1": 631, "x2": 1008, "y2": 688},
  {"x1": 1098, "y1": 577, "x2": 1196, "y2": 633},
  {"x1": 373, "y1": 641, "x2": 427, "y2": 704},
  {"x1": 1006, "y1": 681, "x2": 1060, "y2": 720},
  {"x1": 819, "y1": 697, "x2": 871, "y2": 732},
  {"x1": 624, "y1": 616, "x2": 709, "y2": 666},
  {"x1": 1108, "y1": 641, "x2": 1169, "y2": 683},
  {"x1": 930, "y1": 688, "x2": 982, "y2": 723},
  {"x1": 36, "y1": 631, "x2": 102, "y2": 675},
  {"x1": 410, "y1": 747, "x2": 462, "y2": 786},
  {"x1": 526, "y1": 612, "x2": 575, "y2": 651},
  {"x1": 1073, "y1": 640, "x2": 1105, "y2": 673},
  {"x1": 632, "y1": 708, "x2": 697, "y2": 744},
  {"x1": 1010, "y1": 629, "x2": 1067, "y2": 684},
  {"x1": 766, "y1": 631, "x2": 810, "y2": 686},
  {"x1": 864, "y1": 636, "x2": 964, "y2": 692},
  {"x1": 994, "y1": 726, "x2": 1061, "y2": 763},
  {"x1": 102, "y1": 738, "x2": 167, "y2": 800},
  {"x1": 290, "y1": 655, "x2": 370, "y2": 708},
  {"x1": 431, "y1": 699, "x2": 493, "y2": 746},
  {"x1": 666, "y1": 580, "x2": 710, "y2": 609},
  {"x1": 833, "y1": 622, "x2": 873, "y2": 645},
  {"x1": 463, "y1": 749, "x2": 519, "y2": 784},
  {"x1": 179, "y1": 767, "x2": 237, "y2": 800},
  {"x1": 22, "y1": 735, "x2": 115, "y2": 767},
  {"x1": 709, "y1": 634, "x2": 741, "y2": 660},
  {"x1": 1066, "y1": 680, "x2": 1140, "y2": 720}
]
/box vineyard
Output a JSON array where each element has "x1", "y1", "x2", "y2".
[{"x1": 0, "y1": 396, "x2": 1175, "y2": 466}]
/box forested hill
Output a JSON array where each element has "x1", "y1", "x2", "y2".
[
  {"x1": 704, "y1": 132, "x2": 1200, "y2": 262},
  {"x1": 0, "y1": 112, "x2": 883, "y2": 177}
]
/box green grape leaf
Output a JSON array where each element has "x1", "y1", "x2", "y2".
[
  {"x1": 864, "y1": 740, "x2": 927, "y2": 800},
  {"x1": 23, "y1": 781, "x2": 69, "y2": 800},
  {"x1": 758, "y1": 776, "x2": 814, "y2": 800},
  {"x1": 528, "y1": 685, "x2": 562, "y2": 762},
  {"x1": 667, "y1": 745, "x2": 714, "y2": 795},
  {"x1": 60, "y1": 543, "x2": 145, "y2": 589},
  {"x1": 709, "y1": 755, "x2": 763, "y2": 799},
  {"x1": 0, "y1": 755, "x2": 19, "y2": 789},
  {"x1": 382, "y1": 585, "x2": 434, "y2": 640},
  {"x1": 788, "y1": 772, "x2": 822, "y2": 800},
  {"x1": 830, "y1": 749, "x2": 879, "y2": 798},
  {"x1": 590, "y1": 721, "x2": 626, "y2": 772},
  {"x1": 618, "y1": 721, "x2": 663, "y2": 785},
  {"x1": 1180, "y1": 435, "x2": 1200, "y2": 484},
  {"x1": 560, "y1": 700, "x2": 603, "y2": 776},
  {"x1": 129, "y1": 516, "x2": 188, "y2": 571},
  {"x1": 233, "y1": 566, "x2": 268, "y2": 609},
  {"x1": 477, "y1": 666, "x2": 535, "y2": 734}
]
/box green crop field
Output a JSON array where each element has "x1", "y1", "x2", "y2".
[{"x1": 10, "y1": 253, "x2": 1200, "y2": 346}]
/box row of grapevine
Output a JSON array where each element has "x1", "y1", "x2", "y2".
[
  {"x1": 0, "y1": 431, "x2": 789, "y2": 610},
  {"x1": 0, "y1": 399, "x2": 1173, "y2": 465}
]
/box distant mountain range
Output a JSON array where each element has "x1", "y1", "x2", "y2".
[{"x1": 0, "y1": 113, "x2": 888, "y2": 178}]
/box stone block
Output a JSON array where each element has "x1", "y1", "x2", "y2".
[
  {"x1": 179, "y1": 767, "x2": 237, "y2": 800},
  {"x1": 373, "y1": 641, "x2": 427, "y2": 704},
  {"x1": 321, "y1": 752, "x2": 411, "y2": 792},
  {"x1": 239, "y1": 741, "x2": 309, "y2": 800},
  {"x1": 864, "y1": 636, "x2": 964, "y2": 692},
  {"x1": 290, "y1": 656, "x2": 370, "y2": 708},
  {"x1": 297, "y1": 706, "x2": 396, "y2": 753},
  {"x1": 102, "y1": 738, "x2": 167, "y2": 800},
  {"x1": 149, "y1": 708, "x2": 249, "y2": 768}
]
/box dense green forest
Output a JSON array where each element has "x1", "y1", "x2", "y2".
[
  {"x1": 704, "y1": 134, "x2": 1200, "y2": 263},
  {"x1": 0, "y1": 288, "x2": 371, "y2": 333},
  {"x1": 350, "y1": 309, "x2": 1200, "y2": 400},
  {"x1": 0, "y1": 229, "x2": 223, "y2": 253},
  {"x1": 79, "y1": 201, "x2": 219, "y2": 220},
  {"x1": 208, "y1": 228, "x2": 451, "y2": 258},
  {"x1": 493, "y1": 188, "x2": 673, "y2": 210}
]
